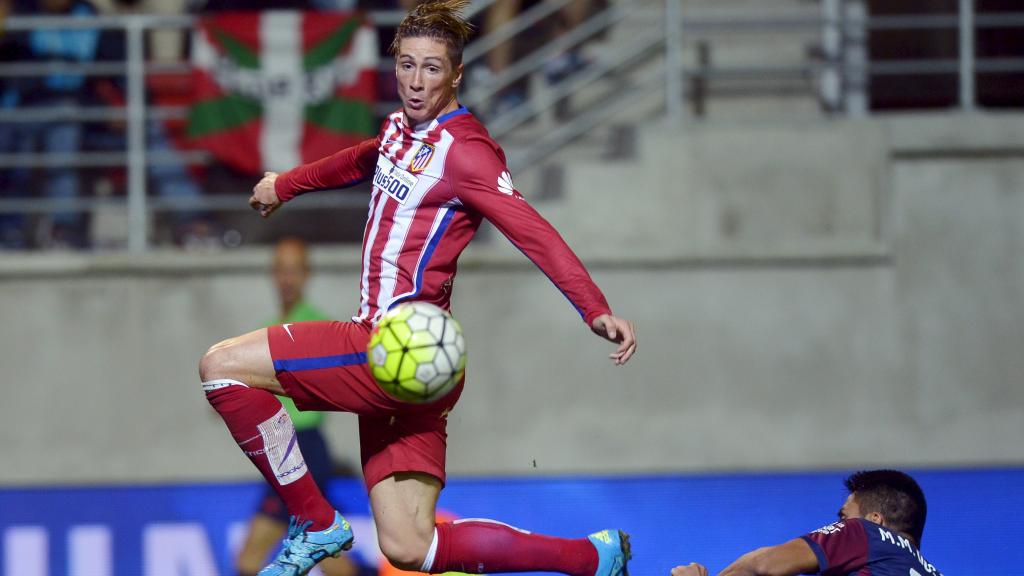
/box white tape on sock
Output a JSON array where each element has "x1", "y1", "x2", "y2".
[
  {"x1": 201, "y1": 379, "x2": 250, "y2": 393},
  {"x1": 420, "y1": 527, "x2": 439, "y2": 573},
  {"x1": 453, "y1": 518, "x2": 531, "y2": 534},
  {"x1": 257, "y1": 407, "x2": 307, "y2": 486}
]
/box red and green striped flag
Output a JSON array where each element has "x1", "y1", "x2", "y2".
[{"x1": 189, "y1": 11, "x2": 378, "y2": 174}]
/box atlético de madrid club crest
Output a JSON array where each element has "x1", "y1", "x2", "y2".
[{"x1": 408, "y1": 144, "x2": 435, "y2": 173}]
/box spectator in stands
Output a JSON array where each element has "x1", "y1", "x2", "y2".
[
  {"x1": 88, "y1": 0, "x2": 213, "y2": 247},
  {"x1": 543, "y1": 0, "x2": 600, "y2": 85},
  {"x1": 479, "y1": 0, "x2": 525, "y2": 115},
  {"x1": 471, "y1": 0, "x2": 605, "y2": 119},
  {"x1": 0, "y1": 0, "x2": 24, "y2": 248},
  {"x1": 0, "y1": 0, "x2": 99, "y2": 249},
  {"x1": 189, "y1": 0, "x2": 315, "y2": 11},
  {"x1": 313, "y1": 0, "x2": 356, "y2": 10}
]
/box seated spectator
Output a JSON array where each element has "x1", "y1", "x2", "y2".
[
  {"x1": 0, "y1": 0, "x2": 99, "y2": 249},
  {"x1": 87, "y1": 0, "x2": 213, "y2": 247},
  {"x1": 470, "y1": 0, "x2": 605, "y2": 119}
]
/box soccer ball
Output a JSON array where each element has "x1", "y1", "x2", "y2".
[{"x1": 367, "y1": 302, "x2": 467, "y2": 403}]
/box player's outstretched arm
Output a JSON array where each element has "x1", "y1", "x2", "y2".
[
  {"x1": 450, "y1": 136, "x2": 627, "y2": 362},
  {"x1": 590, "y1": 314, "x2": 637, "y2": 366},
  {"x1": 716, "y1": 539, "x2": 819, "y2": 576},
  {"x1": 251, "y1": 135, "x2": 382, "y2": 218},
  {"x1": 250, "y1": 171, "x2": 282, "y2": 218}
]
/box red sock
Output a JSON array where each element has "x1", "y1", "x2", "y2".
[
  {"x1": 204, "y1": 381, "x2": 334, "y2": 530},
  {"x1": 429, "y1": 519, "x2": 598, "y2": 575}
]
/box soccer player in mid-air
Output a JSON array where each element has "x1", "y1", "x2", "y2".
[
  {"x1": 197, "y1": 1, "x2": 636, "y2": 575},
  {"x1": 670, "y1": 470, "x2": 944, "y2": 576}
]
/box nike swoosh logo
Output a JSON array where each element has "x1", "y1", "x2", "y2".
[{"x1": 283, "y1": 323, "x2": 295, "y2": 341}]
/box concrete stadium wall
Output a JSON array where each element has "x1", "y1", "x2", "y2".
[{"x1": 1, "y1": 114, "x2": 1021, "y2": 484}]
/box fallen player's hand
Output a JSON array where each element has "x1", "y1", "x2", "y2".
[
  {"x1": 250, "y1": 171, "x2": 282, "y2": 218},
  {"x1": 590, "y1": 314, "x2": 637, "y2": 366},
  {"x1": 671, "y1": 563, "x2": 708, "y2": 576}
]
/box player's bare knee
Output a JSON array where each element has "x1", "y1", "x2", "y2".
[
  {"x1": 377, "y1": 533, "x2": 428, "y2": 571},
  {"x1": 198, "y1": 341, "x2": 234, "y2": 382},
  {"x1": 380, "y1": 547, "x2": 425, "y2": 571},
  {"x1": 198, "y1": 346, "x2": 219, "y2": 382}
]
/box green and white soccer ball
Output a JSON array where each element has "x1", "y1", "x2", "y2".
[{"x1": 368, "y1": 302, "x2": 467, "y2": 403}]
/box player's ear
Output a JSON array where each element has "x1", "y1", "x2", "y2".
[
  {"x1": 452, "y1": 63, "x2": 463, "y2": 89},
  {"x1": 865, "y1": 511, "x2": 885, "y2": 526}
]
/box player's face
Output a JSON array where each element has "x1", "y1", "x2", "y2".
[
  {"x1": 396, "y1": 36, "x2": 463, "y2": 126},
  {"x1": 839, "y1": 493, "x2": 884, "y2": 526},
  {"x1": 838, "y1": 494, "x2": 861, "y2": 521}
]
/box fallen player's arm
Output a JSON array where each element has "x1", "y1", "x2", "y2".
[
  {"x1": 717, "y1": 538, "x2": 820, "y2": 576},
  {"x1": 670, "y1": 562, "x2": 709, "y2": 576}
]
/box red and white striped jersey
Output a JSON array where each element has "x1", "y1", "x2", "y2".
[{"x1": 276, "y1": 106, "x2": 611, "y2": 327}]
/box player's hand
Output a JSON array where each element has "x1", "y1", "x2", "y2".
[
  {"x1": 249, "y1": 171, "x2": 282, "y2": 218},
  {"x1": 671, "y1": 563, "x2": 708, "y2": 576},
  {"x1": 590, "y1": 313, "x2": 636, "y2": 366}
]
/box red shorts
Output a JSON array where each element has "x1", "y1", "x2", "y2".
[{"x1": 267, "y1": 320, "x2": 463, "y2": 491}]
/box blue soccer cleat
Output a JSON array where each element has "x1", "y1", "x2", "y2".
[
  {"x1": 258, "y1": 511, "x2": 354, "y2": 576},
  {"x1": 588, "y1": 529, "x2": 631, "y2": 576}
]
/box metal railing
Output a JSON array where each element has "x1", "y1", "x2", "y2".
[
  {"x1": 1, "y1": 0, "x2": 1023, "y2": 251},
  {"x1": 488, "y1": 0, "x2": 1024, "y2": 167},
  {"x1": 0, "y1": 3, "x2": 501, "y2": 251}
]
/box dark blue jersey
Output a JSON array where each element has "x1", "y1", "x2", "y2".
[{"x1": 801, "y1": 518, "x2": 943, "y2": 576}]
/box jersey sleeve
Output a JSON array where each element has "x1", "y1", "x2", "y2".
[
  {"x1": 275, "y1": 136, "x2": 380, "y2": 202},
  {"x1": 800, "y1": 519, "x2": 869, "y2": 575},
  {"x1": 449, "y1": 135, "x2": 612, "y2": 325}
]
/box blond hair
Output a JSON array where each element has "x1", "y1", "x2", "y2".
[{"x1": 390, "y1": 0, "x2": 474, "y2": 67}]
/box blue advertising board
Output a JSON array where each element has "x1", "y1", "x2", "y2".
[{"x1": 1, "y1": 468, "x2": 1019, "y2": 575}]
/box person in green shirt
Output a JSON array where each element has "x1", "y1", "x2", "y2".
[{"x1": 235, "y1": 237, "x2": 357, "y2": 576}]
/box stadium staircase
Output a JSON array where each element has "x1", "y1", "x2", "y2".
[
  {"x1": 469, "y1": 0, "x2": 831, "y2": 199},
  {"x1": 467, "y1": 0, "x2": 888, "y2": 262}
]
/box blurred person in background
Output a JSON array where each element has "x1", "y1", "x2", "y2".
[
  {"x1": 235, "y1": 236, "x2": 359, "y2": 576},
  {"x1": 670, "y1": 470, "x2": 944, "y2": 576},
  {"x1": 200, "y1": 0, "x2": 635, "y2": 575},
  {"x1": 542, "y1": 0, "x2": 600, "y2": 83},
  {"x1": 0, "y1": 0, "x2": 98, "y2": 249},
  {"x1": 0, "y1": 0, "x2": 16, "y2": 246},
  {"x1": 190, "y1": 0, "x2": 317, "y2": 11},
  {"x1": 469, "y1": 0, "x2": 604, "y2": 118},
  {"x1": 87, "y1": 0, "x2": 213, "y2": 247},
  {"x1": 475, "y1": 0, "x2": 525, "y2": 115}
]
